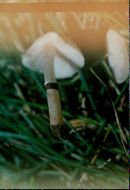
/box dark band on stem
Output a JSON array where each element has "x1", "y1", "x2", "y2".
[{"x1": 45, "y1": 83, "x2": 59, "y2": 90}]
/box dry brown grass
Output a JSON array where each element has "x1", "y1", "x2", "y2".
[{"x1": 0, "y1": 11, "x2": 128, "y2": 56}]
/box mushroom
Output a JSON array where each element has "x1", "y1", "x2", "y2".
[
  {"x1": 106, "y1": 29, "x2": 129, "y2": 84},
  {"x1": 22, "y1": 32, "x2": 85, "y2": 138}
]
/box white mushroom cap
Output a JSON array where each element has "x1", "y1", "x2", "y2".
[
  {"x1": 22, "y1": 32, "x2": 58, "y2": 73},
  {"x1": 22, "y1": 32, "x2": 85, "y2": 79},
  {"x1": 106, "y1": 29, "x2": 129, "y2": 84}
]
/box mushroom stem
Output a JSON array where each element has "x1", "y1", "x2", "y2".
[
  {"x1": 45, "y1": 84, "x2": 64, "y2": 138},
  {"x1": 43, "y1": 45, "x2": 64, "y2": 137},
  {"x1": 42, "y1": 44, "x2": 56, "y2": 85}
]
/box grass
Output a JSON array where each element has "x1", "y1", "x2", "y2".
[{"x1": 0, "y1": 54, "x2": 128, "y2": 189}]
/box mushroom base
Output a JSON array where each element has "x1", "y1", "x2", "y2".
[{"x1": 51, "y1": 124, "x2": 70, "y2": 139}]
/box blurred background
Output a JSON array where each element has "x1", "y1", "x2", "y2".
[{"x1": 0, "y1": 0, "x2": 129, "y2": 189}]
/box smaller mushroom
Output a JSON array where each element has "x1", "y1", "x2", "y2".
[
  {"x1": 106, "y1": 29, "x2": 129, "y2": 84},
  {"x1": 22, "y1": 32, "x2": 84, "y2": 138}
]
